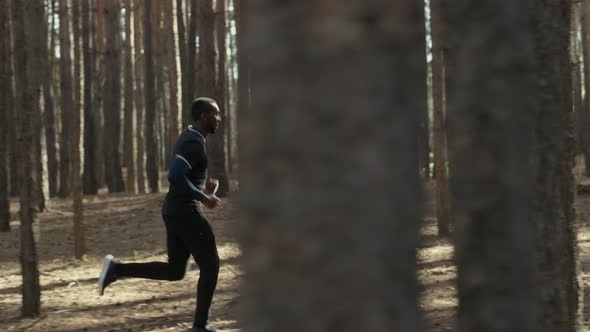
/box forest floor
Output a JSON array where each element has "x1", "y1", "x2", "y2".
[{"x1": 2, "y1": 181, "x2": 590, "y2": 331}]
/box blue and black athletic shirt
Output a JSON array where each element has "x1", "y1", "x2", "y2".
[{"x1": 162, "y1": 126, "x2": 208, "y2": 216}]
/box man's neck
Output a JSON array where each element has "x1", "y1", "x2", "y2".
[{"x1": 191, "y1": 123, "x2": 208, "y2": 138}]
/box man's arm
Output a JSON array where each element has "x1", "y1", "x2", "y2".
[{"x1": 168, "y1": 155, "x2": 206, "y2": 201}]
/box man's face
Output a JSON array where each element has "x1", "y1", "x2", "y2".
[{"x1": 204, "y1": 103, "x2": 222, "y2": 134}]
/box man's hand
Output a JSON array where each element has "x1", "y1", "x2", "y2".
[
  {"x1": 205, "y1": 178, "x2": 219, "y2": 195},
  {"x1": 202, "y1": 194, "x2": 221, "y2": 209}
]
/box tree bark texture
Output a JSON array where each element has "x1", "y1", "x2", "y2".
[
  {"x1": 239, "y1": 1, "x2": 425, "y2": 331},
  {"x1": 103, "y1": 0, "x2": 125, "y2": 193},
  {"x1": 134, "y1": 0, "x2": 147, "y2": 193},
  {"x1": 144, "y1": 0, "x2": 159, "y2": 193},
  {"x1": 445, "y1": 2, "x2": 538, "y2": 331},
  {"x1": 71, "y1": 0, "x2": 85, "y2": 259},
  {"x1": 430, "y1": 0, "x2": 450, "y2": 237},
  {"x1": 124, "y1": 0, "x2": 137, "y2": 193},
  {"x1": 42, "y1": 0, "x2": 58, "y2": 198},
  {"x1": 581, "y1": 0, "x2": 590, "y2": 175},
  {"x1": 209, "y1": 0, "x2": 229, "y2": 195},
  {"x1": 167, "y1": 0, "x2": 181, "y2": 165},
  {"x1": 0, "y1": 0, "x2": 11, "y2": 232},
  {"x1": 83, "y1": 0, "x2": 98, "y2": 194},
  {"x1": 532, "y1": 0, "x2": 583, "y2": 330},
  {"x1": 12, "y1": 0, "x2": 42, "y2": 317},
  {"x1": 58, "y1": 0, "x2": 73, "y2": 198}
]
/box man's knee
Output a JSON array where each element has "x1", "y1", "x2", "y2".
[{"x1": 169, "y1": 266, "x2": 186, "y2": 281}]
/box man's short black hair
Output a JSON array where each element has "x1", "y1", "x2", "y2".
[{"x1": 191, "y1": 97, "x2": 218, "y2": 122}]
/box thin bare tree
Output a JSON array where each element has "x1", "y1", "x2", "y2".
[
  {"x1": 430, "y1": 0, "x2": 450, "y2": 236},
  {"x1": 71, "y1": 0, "x2": 85, "y2": 259},
  {"x1": 57, "y1": 0, "x2": 73, "y2": 198},
  {"x1": 144, "y1": 0, "x2": 159, "y2": 193},
  {"x1": 124, "y1": 0, "x2": 137, "y2": 193},
  {"x1": 0, "y1": 0, "x2": 11, "y2": 232},
  {"x1": 12, "y1": 0, "x2": 41, "y2": 317}
]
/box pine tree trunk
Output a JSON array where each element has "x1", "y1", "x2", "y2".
[
  {"x1": 94, "y1": 0, "x2": 106, "y2": 188},
  {"x1": 581, "y1": 0, "x2": 590, "y2": 176},
  {"x1": 13, "y1": 0, "x2": 41, "y2": 317},
  {"x1": 185, "y1": 0, "x2": 198, "y2": 117},
  {"x1": 431, "y1": 0, "x2": 450, "y2": 237},
  {"x1": 533, "y1": 0, "x2": 583, "y2": 330},
  {"x1": 445, "y1": 1, "x2": 538, "y2": 331},
  {"x1": 199, "y1": 0, "x2": 214, "y2": 97},
  {"x1": 8, "y1": 0, "x2": 17, "y2": 198},
  {"x1": 71, "y1": 0, "x2": 85, "y2": 259},
  {"x1": 234, "y1": 0, "x2": 246, "y2": 176},
  {"x1": 58, "y1": 0, "x2": 73, "y2": 198},
  {"x1": 43, "y1": 0, "x2": 58, "y2": 198},
  {"x1": 240, "y1": 1, "x2": 425, "y2": 331},
  {"x1": 0, "y1": 0, "x2": 10, "y2": 232},
  {"x1": 29, "y1": 0, "x2": 49, "y2": 212},
  {"x1": 226, "y1": 7, "x2": 238, "y2": 175},
  {"x1": 177, "y1": 0, "x2": 189, "y2": 127},
  {"x1": 572, "y1": 4, "x2": 585, "y2": 157},
  {"x1": 134, "y1": 0, "x2": 147, "y2": 193},
  {"x1": 124, "y1": 0, "x2": 137, "y2": 193},
  {"x1": 167, "y1": 0, "x2": 180, "y2": 166},
  {"x1": 82, "y1": 0, "x2": 98, "y2": 195},
  {"x1": 144, "y1": 0, "x2": 159, "y2": 193},
  {"x1": 236, "y1": 0, "x2": 249, "y2": 123},
  {"x1": 208, "y1": 0, "x2": 229, "y2": 195},
  {"x1": 103, "y1": 0, "x2": 125, "y2": 193},
  {"x1": 153, "y1": 3, "x2": 167, "y2": 170}
]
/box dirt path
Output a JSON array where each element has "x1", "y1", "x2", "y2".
[{"x1": 1, "y1": 187, "x2": 589, "y2": 331}]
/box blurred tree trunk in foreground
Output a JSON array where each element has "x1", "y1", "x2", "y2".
[{"x1": 239, "y1": 1, "x2": 426, "y2": 331}]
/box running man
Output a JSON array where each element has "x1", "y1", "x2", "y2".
[{"x1": 98, "y1": 97, "x2": 223, "y2": 332}]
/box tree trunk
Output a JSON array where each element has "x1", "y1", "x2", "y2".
[
  {"x1": 134, "y1": 0, "x2": 147, "y2": 193},
  {"x1": 239, "y1": 1, "x2": 425, "y2": 331},
  {"x1": 153, "y1": 3, "x2": 167, "y2": 170},
  {"x1": 58, "y1": 0, "x2": 73, "y2": 198},
  {"x1": 532, "y1": 0, "x2": 583, "y2": 330},
  {"x1": 236, "y1": 0, "x2": 248, "y2": 165},
  {"x1": 43, "y1": 0, "x2": 58, "y2": 198},
  {"x1": 234, "y1": 0, "x2": 247, "y2": 176},
  {"x1": 70, "y1": 0, "x2": 85, "y2": 259},
  {"x1": 95, "y1": 0, "x2": 106, "y2": 188},
  {"x1": 82, "y1": 0, "x2": 98, "y2": 195},
  {"x1": 12, "y1": 0, "x2": 41, "y2": 317},
  {"x1": 445, "y1": 1, "x2": 538, "y2": 331},
  {"x1": 0, "y1": 0, "x2": 10, "y2": 232},
  {"x1": 430, "y1": 0, "x2": 450, "y2": 237},
  {"x1": 29, "y1": 0, "x2": 50, "y2": 212},
  {"x1": 572, "y1": 4, "x2": 585, "y2": 157},
  {"x1": 418, "y1": 97, "x2": 430, "y2": 179},
  {"x1": 226, "y1": 4, "x2": 238, "y2": 175},
  {"x1": 199, "y1": 0, "x2": 214, "y2": 97},
  {"x1": 144, "y1": 0, "x2": 159, "y2": 193},
  {"x1": 177, "y1": 0, "x2": 189, "y2": 127},
  {"x1": 581, "y1": 0, "x2": 590, "y2": 176},
  {"x1": 124, "y1": 0, "x2": 137, "y2": 193},
  {"x1": 208, "y1": 0, "x2": 229, "y2": 195},
  {"x1": 184, "y1": 0, "x2": 198, "y2": 120},
  {"x1": 103, "y1": 0, "x2": 125, "y2": 193},
  {"x1": 7, "y1": 0, "x2": 17, "y2": 198},
  {"x1": 167, "y1": 0, "x2": 180, "y2": 166}
]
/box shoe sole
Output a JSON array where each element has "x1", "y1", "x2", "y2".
[{"x1": 98, "y1": 254, "x2": 114, "y2": 296}]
